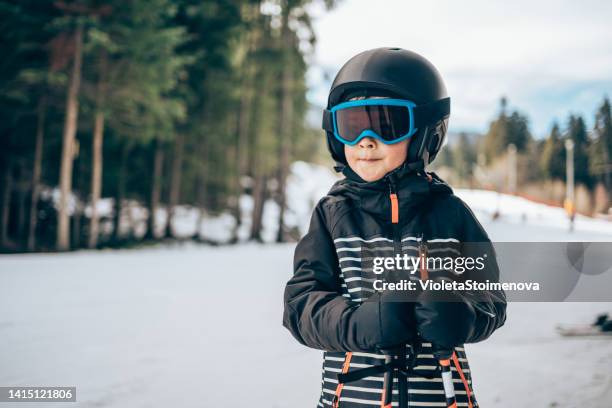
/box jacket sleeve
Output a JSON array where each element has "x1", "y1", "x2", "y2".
[
  {"x1": 282, "y1": 199, "x2": 416, "y2": 352},
  {"x1": 414, "y1": 198, "x2": 507, "y2": 349},
  {"x1": 459, "y1": 200, "x2": 507, "y2": 343}
]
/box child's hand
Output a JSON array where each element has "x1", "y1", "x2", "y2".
[
  {"x1": 350, "y1": 291, "x2": 417, "y2": 352},
  {"x1": 414, "y1": 289, "x2": 477, "y2": 350}
]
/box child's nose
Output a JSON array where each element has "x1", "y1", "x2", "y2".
[{"x1": 358, "y1": 137, "x2": 377, "y2": 149}]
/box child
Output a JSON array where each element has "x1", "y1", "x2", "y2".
[{"x1": 283, "y1": 48, "x2": 506, "y2": 408}]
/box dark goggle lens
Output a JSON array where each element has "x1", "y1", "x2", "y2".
[{"x1": 335, "y1": 104, "x2": 411, "y2": 142}]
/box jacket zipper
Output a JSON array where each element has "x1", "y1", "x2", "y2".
[
  {"x1": 418, "y1": 232, "x2": 429, "y2": 281},
  {"x1": 386, "y1": 177, "x2": 409, "y2": 408}
]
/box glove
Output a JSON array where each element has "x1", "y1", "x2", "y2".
[
  {"x1": 414, "y1": 288, "x2": 477, "y2": 350},
  {"x1": 350, "y1": 290, "x2": 417, "y2": 352}
]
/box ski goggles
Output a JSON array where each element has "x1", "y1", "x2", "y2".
[{"x1": 322, "y1": 97, "x2": 450, "y2": 146}]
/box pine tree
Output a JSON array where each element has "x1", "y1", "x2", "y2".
[
  {"x1": 541, "y1": 122, "x2": 566, "y2": 181},
  {"x1": 87, "y1": 0, "x2": 189, "y2": 244},
  {"x1": 483, "y1": 97, "x2": 509, "y2": 161},
  {"x1": 483, "y1": 97, "x2": 531, "y2": 161},
  {"x1": 452, "y1": 133, "x2": 476, "y2": 182},
  {"x1": 0, "y1": 0, "x2": 333, "y2": 251},
  {"x1": 566, "y1": 114, "x2": 591, "y2": 188},
  {"x1": 589, "y1": 97, "x2": 612, "y2": 206},
  {"x1": 506, "y1": 111, "x2": 531, "y2": 152}
]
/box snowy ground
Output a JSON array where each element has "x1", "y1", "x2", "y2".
[
  {"x1": 1, "y1": 162, "x2": 612, "y2": 407},
  {"x1": 1, "y1": 245, "x2": 611, "y2": 408}
]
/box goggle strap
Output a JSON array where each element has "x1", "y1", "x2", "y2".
[
  {"x1": 413, "y1": 97, "x2": 450, "y2": 129},
  {"x1": 322, "y1": 109, "x2": 333, "y2": 131}
]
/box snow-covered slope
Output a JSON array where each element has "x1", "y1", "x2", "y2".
[{"x1": 456, "y1": 189, "x2": 612, "y2": 242}]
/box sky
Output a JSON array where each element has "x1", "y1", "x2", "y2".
[{"x1": 306, "y1": 0, "x2": 612, "y2": 138}]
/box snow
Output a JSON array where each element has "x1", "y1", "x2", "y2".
[
  {"x1": 1, "y1": 162, "x2": 612, "y2": 407},
  {"x1": 456, "y1": 189, "x2": 612, "y2": 242},
  {"x1": 285, "y1": 161, "x2": 342, "y2": 234},
  {"x1": 467, "y1": 302, "x2": 612, "y2": 407},
  {"x1": 0, "y1": 244, "x2": 322, "y2": 407}
]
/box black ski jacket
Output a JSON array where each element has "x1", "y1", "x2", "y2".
[{"x1": 282, "y1": 162, "x2": 506, "y2": 408}]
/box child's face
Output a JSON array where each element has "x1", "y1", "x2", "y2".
[{"x1": 344, "y1": 97, "x2": 410, "y2": 182}]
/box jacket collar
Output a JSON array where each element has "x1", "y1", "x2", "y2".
[{"x1": 328, "y1": 161, "x2": 453, "y2": 223}]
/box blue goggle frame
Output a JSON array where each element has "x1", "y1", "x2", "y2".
[
  {"x1": 323, "y1": 96, "x2": 451, "y2": 147},
  {"x1": 330, "y1": 98, "x2": 418, "y2": 146}
]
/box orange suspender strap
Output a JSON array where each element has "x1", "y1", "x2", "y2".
[
  {"x1": 380, "y1": 389, "x2": 392, "y2": 408},
  {"x1": 452, "y1": 352, "x2": 473, "y2": 408},
  {"x1": 332, "y1": 352, "x2": 353, "y2": 408}
]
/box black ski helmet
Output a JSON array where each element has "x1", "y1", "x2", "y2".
[{"x1": 322, "y1": 47, "x2": 450, "y2": 170}]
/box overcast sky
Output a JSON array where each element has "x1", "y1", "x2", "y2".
[{"x1": 306, "y1": 0, "x2": 612, "y2": 137}]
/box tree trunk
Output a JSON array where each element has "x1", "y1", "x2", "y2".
[
  {"x1": 165, "y1": 132, "x2": 184, "y2": 238},
  {"x1": 88, "y1": 108, "x2": 104, "y2": 248},
  {"x1": 230, "y1": 68, "x2": 253, "y2": 243},
  {"x1": 57, "y1": 25, "x2": 83, "y2": 251},
  {"x1": 249, "y1": 173, "x2": 267, "y2": 242},
  {"x1": 1, "y1": 159, "x2": 13, "y2": 247},
  {"x1": 276, "y1": 7, "x2": 294, "y2": 243},
  {"x1": 88, "y1": 50, "x2": 108, "y2": 249},
  {"x1": 16, "y1": 162, "x2": 28, "y2": 247},
  {"x1": 246, "y1": 42, "x2": 269, "y2": 243},
  {"x1": 27, "y1": 94, "x2": 46, "y2": 251},
  {"x1": 232, "y1": 59, "x2": 254, "y2": 240},
  {"x1": 71, "y1": 143, "x2": 89, "y2": 249},
  {"x1": 194, "y1": 131, "x2": 208, "y2": 240},
  {"x1": 146, "y1": 139, "x2": 164, "y2": 240},
  {"x1": 112, "y1": 143, "x2": 130, "y2": 243},
  {"x1": 194, "y1": 184, "x2": 206, "y2": 240},
  {"x1": 230, "y1": 121, "x2": 243, "y2": 242},
  {"x1": 71, "y1": 197, "x2": 82, "y2": 249}
]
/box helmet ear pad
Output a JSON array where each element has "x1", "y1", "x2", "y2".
[
  {"x1": 427, "y1": 118, "x2": 448, "y2": 163},
  {"x1": 407, "y1": 126, "x2": 428, "y2": 165},
  {"x1": 407, "y1": 118, "x2": 449, "y2": 165}
]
